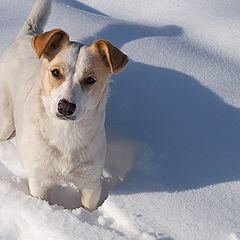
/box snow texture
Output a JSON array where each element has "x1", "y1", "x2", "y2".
[{"x1": 0, "y1": 0, "x2": 240, "y2": 239}]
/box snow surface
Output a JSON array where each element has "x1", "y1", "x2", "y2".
[{"x1": 0, "y1": 0, "x2": 240, "y2": 239}]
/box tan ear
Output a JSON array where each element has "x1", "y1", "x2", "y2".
[
  {"x1": 32, "y1": 29, "x2": 69, "y2": 61},
  {"x1": 91, "y1": 40, "x2": 128, "y2": 74}
]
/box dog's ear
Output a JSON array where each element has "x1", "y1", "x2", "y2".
[
  {"x1": 32, "y1": 29, "x2": 69, "y2": 61},
  {"x1": 91, "y1": 40, "x2": 128, "y2": 74}
]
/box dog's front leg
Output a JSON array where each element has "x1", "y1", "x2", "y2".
[
  {"x1": 28, "y1": 177, "x2": 52, "y2": 201},
  {"x1": 80, "y1": 180, "x2": 102, "y2": 212}
]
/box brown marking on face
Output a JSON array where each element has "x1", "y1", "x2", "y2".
[
  {"x1": 79, "y1": 48, "x2": 111, "y2": 106},
  {"x1": 79, "y1": 68, "x2": 95, "y2": 89},
  {"x1": 41, "y1": 45, "x2": 70, "y2": 96},
  {"x1": 40, "y1": 38, "x2": 79, "y2": 96},
  {"x1": 49, "y1": 65, "x2": 65, "y2": 88},
  {"x1": 41, "y1": 64, "x2": 66, "y2": 95},
  {"x1": 32, "y1": 29, "x2": 71, "y2": 97},
  {"x1": 88, "y1": 41, "x2": 129, "y2": 107}
]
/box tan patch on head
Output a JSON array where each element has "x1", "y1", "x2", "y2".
[
  {"x1": 32, "y1": 29, "x2": 71, "y2": 96},
  {"x1": 41, "y1": 47, "x2": 71, "y2": 96},
  {"x1": 81, "y1": 49, "x2": 111, "y2": 105},
  {"x1": 44, "y1": 65, "x2": 65, "y2": 94},
  {"x1": 87, "y1": 40, "x2": 129, "y2": 107}
]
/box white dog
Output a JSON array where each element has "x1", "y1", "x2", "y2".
[{"x1": 0, "y1": 0, "x2": 128, "y2": 211}]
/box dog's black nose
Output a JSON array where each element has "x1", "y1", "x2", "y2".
[{"x1": 57, "y1": 99, "x2": 76, "y2": 117}]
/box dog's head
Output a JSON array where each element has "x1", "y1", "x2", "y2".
[{"x1": 32, "y1": 29, "x2": 128, "y2": 121}]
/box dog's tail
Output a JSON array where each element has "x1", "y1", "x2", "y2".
[{"x1": 18, "y1": 0, "x2": 52, "y2": 37}]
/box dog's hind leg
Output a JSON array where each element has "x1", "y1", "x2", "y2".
[{"x1": 0, "y1": 90, "x2": 15, "y2": 141}]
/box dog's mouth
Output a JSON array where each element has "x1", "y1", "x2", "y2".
[{"x1": 56, "y1": 113, "x2": 76, "y2": 121}]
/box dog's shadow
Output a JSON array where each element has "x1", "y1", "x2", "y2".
[{"x1": 106, "y1": 61, "x2": 240, "y2": 193}]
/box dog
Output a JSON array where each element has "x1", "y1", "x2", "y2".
[{"x1": 0, "y1": 0, "x2": 128, "y2": 211}]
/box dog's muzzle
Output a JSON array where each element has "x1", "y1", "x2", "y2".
[{"x1": 57, "y1": 99, "x2": 76, "y2": 118}]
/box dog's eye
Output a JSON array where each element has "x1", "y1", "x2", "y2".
[
  {"x1": 84, "y1": 77, "x2": 96, "y2": 85},
  {"x1": 51, "y1": 69, "x2": 61, "y2": 78}
]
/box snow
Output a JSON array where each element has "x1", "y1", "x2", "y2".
[{"x1": 0, "y1": 0, "x2": 240, "y2": 239}]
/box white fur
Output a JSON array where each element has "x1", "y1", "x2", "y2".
[{"x1": 0, "y1": 0, "x2": 112, "y2": 211}]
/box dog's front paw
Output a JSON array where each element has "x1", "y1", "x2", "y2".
[
  {"x1": 80, "y1": 182, "x2": 102, "y2": 212},
  {"x1": 28, "y1": 178, "x2": 51, "y2": 201}
]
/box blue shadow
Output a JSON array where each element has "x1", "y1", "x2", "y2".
[{"x1": 108, "y1": 61, "x2": 240, "y2": 192}]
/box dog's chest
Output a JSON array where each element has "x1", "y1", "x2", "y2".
[
  {"x1": 42, "y1": 136, "x2": 94, "y2": 180},
  {"x1": 39, "y1": 121, "x2": 99, "y2": 175},
  {"x1": 55, "y1": 150, "x2": 93, "y2": 179},
  {"x1": 39, "y1": 118, "x2": 86, "y2": 151}
]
